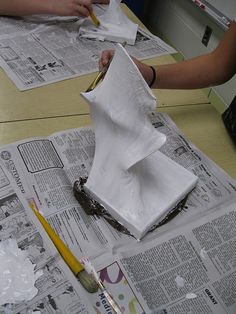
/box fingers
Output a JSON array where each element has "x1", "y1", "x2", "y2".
[
  {"x1": 75, "y1": 6, "x2": 90, "y2": 17},
  {"x1": 98, "y1": 50, "x2": 153, "y2": 86},
  {"x1": 75, "y1": 0, "x2": 92, "y2": 17},
  {"x1": 99, "y1": 50, "x2": 114, "y2": 71},
  {"x1": 54, "y1": 0, "x2": 92, "y2": 17}
]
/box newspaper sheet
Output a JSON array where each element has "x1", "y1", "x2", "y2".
[
  {"x1": 0, "y1": 5, "x2": 176, "y2": 90},
  {"x1": 0, "y1": 161, "x2": 95, "y2": 313},
  {"x1": 0, "y1": 112, "x2": 235, "y2": 313},
  {"x1": 114, "y1": 199, "x2": 236, "y2": 314}
]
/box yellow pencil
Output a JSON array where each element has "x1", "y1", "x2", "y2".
[
  {"x1": 89, "y1": 9, "x2": 100, "y2": 27},
  {"x1": 29, "y1": 202, "x2": 98, "y2": 293}
]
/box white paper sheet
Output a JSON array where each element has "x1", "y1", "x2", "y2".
[
  {"x1": 81, "y1": 44, "x2": 198, "y2": 239},
  {"x1": 79, "y1": 0, "x2": 138, "y2": 44}
]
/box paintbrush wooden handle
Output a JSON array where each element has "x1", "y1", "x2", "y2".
[
  {"x1": 30, "y1": 202, "x2": 99, "y2": 293},
  {"x1": 89, "y1": 9, "x2": 100, "y2": 27},
  {"x1": 30, "y1": 203, "x2": 84, "y2": 275}
]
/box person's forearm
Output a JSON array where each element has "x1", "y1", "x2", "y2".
[
  {"x1": 134, "y1": 51, "x2": 230, "y2": 90},
  {"x1": 0, "y1": 0, "x2": 95, "y2": 17},
  {"x1": 0, "y1": 0, "x2": 54, "y2": 16},
  {"x1": 154, "y1": 22, "x2": 236, "y2": 89},
  {"x1": 142, "y1": 21, "x2": 236, "y2": 90},
  {"x1": 153, "y1": 53, "x2": 225, "y2": 89}
]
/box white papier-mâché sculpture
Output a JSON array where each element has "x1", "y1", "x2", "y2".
[
  {"x1": 81, "y1": 44, "x2": 198, "y2": 240},
  {"x1": 79, "y1": 0, "x2": 138, "y2": 45}
]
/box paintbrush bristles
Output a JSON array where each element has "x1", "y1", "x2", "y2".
[{"x1": 77, "y1": 270, "x2": 99, "y2": 293}]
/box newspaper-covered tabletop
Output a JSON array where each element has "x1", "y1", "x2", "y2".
[
  {"x1": 0, "y1": 5, "x2": 176, "y2": 91},
  {"x1": 0, "y1": 112, "x2": 235, "y2": 313}
]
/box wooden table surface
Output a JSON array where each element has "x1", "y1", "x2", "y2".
[
  {"x1": 160, "y1": 103, "x2": 236, "y2": 179},
  {"x1": 0, "y1": 5, "x2": 208, "y2": 123}
]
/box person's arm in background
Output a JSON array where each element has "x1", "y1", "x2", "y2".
[
  {"x1": 100, "y1": 21, "x2": 236, "y2": 89},
  {"x1": 0, "y1": 0, "x2": 109, "y2": 17}
]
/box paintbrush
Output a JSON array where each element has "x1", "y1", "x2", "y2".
[
  {"x1": 96, "y1": 280, "x2": 124, "y2": 314},
  {"x1": 89, "y1": 9, "x2": 100, "y2": 27},
  {"x1": 29, "y1": 202, "x2": 99, "y2": 293},
  {"x1": 82, "y1": 258, "x2": 123, "y2": 314},
  {"x1": 86, "y1": 41, "x2": 127, "y2": 92},
  {"x1": 85, "y1": 61, "x2": 110, "y2": 92}
]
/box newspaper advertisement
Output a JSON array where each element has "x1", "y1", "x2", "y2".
[
  {"x1": 0, "y1": 5, "x2": 176, "y2": 90},
  {"x1": 114, "y1": 199, "x2": 236, "y2": 314},
  {"x1": 0, "y1": 161, "x2": 95, "y2": 314}
]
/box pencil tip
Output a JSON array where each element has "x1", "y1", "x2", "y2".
[{"x1": 77, "y1": 270, "x2": 99, "y2": 293}]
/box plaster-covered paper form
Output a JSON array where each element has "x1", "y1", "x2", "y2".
[
  {"x1": 79, "y1": 0, "x2": 138, "y2": 45},
  {"x1": 0, "y1": 4, "x2": 176, "y2": 90},
  {"x1": 81, "y1": 44, "x2": 198, "y2": 239}
]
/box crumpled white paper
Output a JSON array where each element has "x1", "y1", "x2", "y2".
[
  {"x1": 79, "y1": 0, "x2": 138, "y2": 45},
  {"x1": 0, "y1": 238, "x2": 42, "y2": 305},
  {"x1": 81, "y1": 44, "x2": 198, "y2": 239}
]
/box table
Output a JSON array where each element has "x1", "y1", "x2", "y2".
[
  {"x1": 0, "y1": 5, "x2": 209, "y2": 123},
  {"x1": 160, "y1": 103, "x2": 236, "y2": 179}
]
